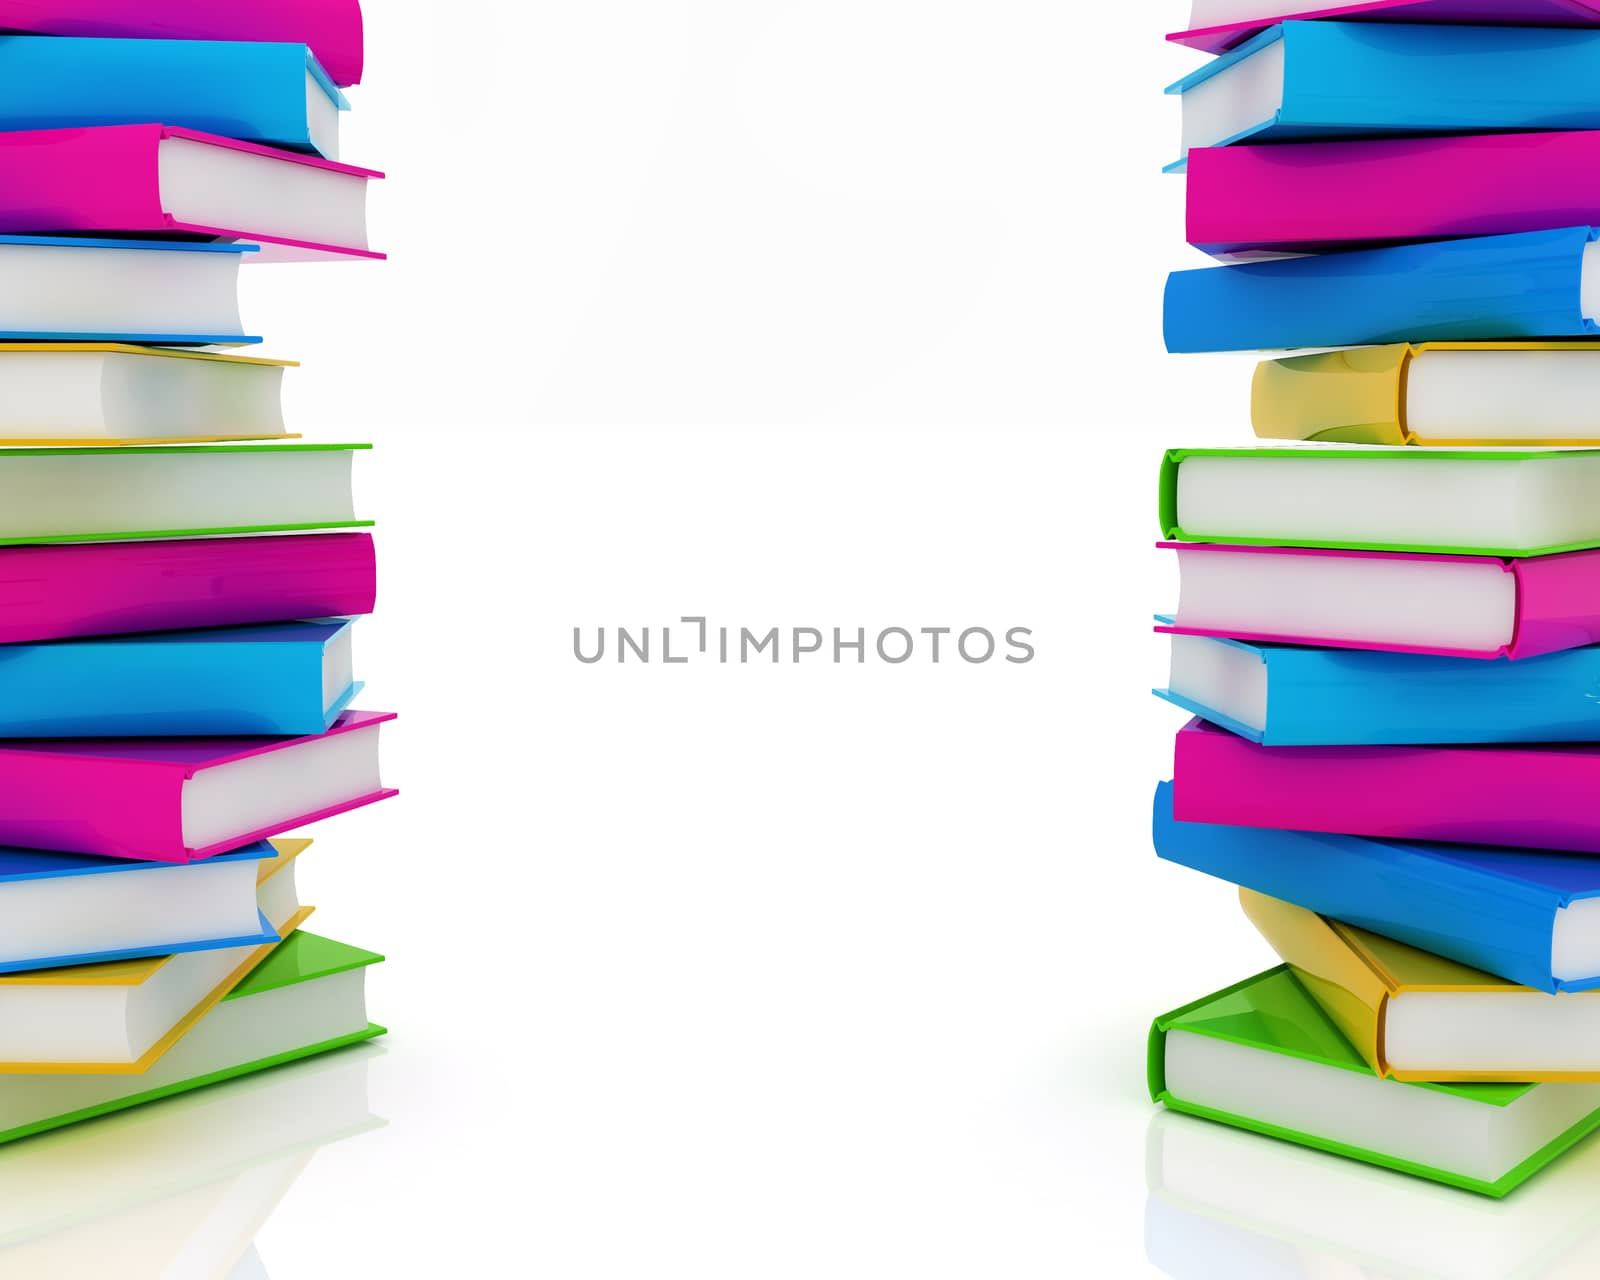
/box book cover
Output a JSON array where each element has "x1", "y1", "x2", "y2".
[
  {"x1": 1172, "y1": 716, "x2": 1600, "y2": 856},
  {"x1": 1164, "y1": 225, "x2": 1600, "y2": 352},
  {"x1": 0, "y1": 0, "x2": 365, "y2": 86},
  {"x1": 1187, "y1": 130, "x2": 1600, "y2": 254},
  {"x1": 1151, "y1": 779, "x2": 1600, "y2": 993}
]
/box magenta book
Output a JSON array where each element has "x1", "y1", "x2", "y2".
[
  {"x1": 1186, "y1": 131, "x2": 1600, "y2": 254},
  {"x1": 1170, "y1": 1, "x2": 1600, "y2": 55},
  {"x1": 1172, "y1": 716, "x2": 1600, "y2": 853},
  {"x1": 0, "y1": 0, "x2": 365, "y2": 86},
  {"x1": 0, "y1": 533, "x2": 375, "y2": 644},
  {"x1": 0, "y1": 709, "x2": 398, "y2": 862}
]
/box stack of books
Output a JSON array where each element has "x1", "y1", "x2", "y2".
[
  {"x1": 0, "y1": 0, "x2": 398, "y2": 1155},
  {"x1": 1151, "y1": 2, "x2": 1600, "y2": 1199}
]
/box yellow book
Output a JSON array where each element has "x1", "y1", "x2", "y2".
[
  {"x1": 1251, "y1": 341, "x2": 1600, "y2": 446},
  {"x1": 0, "y1": 839, "x2": 313, "y2": 1075},
  {"x1": 0, "y1": 344, "x2": 298, "y2": 446},
  {"x1": 1241, "y1": 887, "x2": 1600, "y2": 1083}
]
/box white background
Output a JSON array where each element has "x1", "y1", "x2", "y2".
[{"x1": 220, "y1": 2, "x2": 1337, "y2": 1276}]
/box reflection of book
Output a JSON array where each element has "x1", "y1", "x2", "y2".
[
  {"x1": 1146, "y1": 1109, "x2": 1600, "y2": 1280},
  {"x1": 0, "y1": 1040, "x2": 383, "y2": 1277}
]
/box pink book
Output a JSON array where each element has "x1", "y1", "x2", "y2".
[
  {"x1": 0, "y1": 1, "x2": 364, "y2": 86},
  {"x1": 1173, "y1": 715, "x2": 1600, "y2": 853},
  {"x1": 0, "y1": 125, "x2": 382, "y2": 262},
  {"x1": 0, "y1": 533, "x2": 375, "y2": 644},
  {"x1": 1171, "y1": 1, "x2": 1600, "y2": 54},
  {"x1": 0, "y1": 709, "x2": 397, "y2": 862},
  {"x1": 1187, "y1": 130, "x2": 1600, "y2": 254},
  {"x1": 1156, "y1": 542, "x2": 1600, "y2": 660}
]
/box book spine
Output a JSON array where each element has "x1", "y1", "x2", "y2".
[
  {"x1": 1172, "y1": 718, "x2": 1600, "y2": 857},
  {"x1": 1151, "y1": 782, "x2": 1562, "y2": 990},
  {"x1": 0, "y1": 752, "x2": 186, "y2": 861},
  {"x1": 0, "y1": 40, "x2": 312, "y2": 151},
  {"x1": 0, "y1": 0, "x2": 365, "y2": 86},
  {"x1": 1250, "y1": 347, "x2": 1410, "y2": 444},
  {"x1": 0, "y1": 124, "x2": 164, "y2": 233},
  {"x1": 1188, "y1": 131, "x2": 1600, "y2": 254},
  {"x1": 1165, "y1": 226, "x2": 1599, "y2": 352},
  {"x1": 0, "y1": 533, "x2": 375, "y2": 645},
  {"x1": 1508, "y1": 548, "x2": 1600, "y2": 658}
]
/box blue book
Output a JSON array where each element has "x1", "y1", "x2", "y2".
[
  {"x1": 1152, "y1": 781, "x2": 1600, "y2": 993},
  {"x1": 1164, "y1": 226, "x2": 1600, "y2": 353},
  {"x1": 1165, "y1": 22, "x2": 1600, "y2": 172},
  {"x1": 1154, "y1": 621, "x2": 1600, "y2": 746},
  {"x1": 0, "y1": 619, "x2": 360, "y2": 737},
  {"x1": 0, "y1": 37, "x2": 348, "y2": 158},
  {"x1": 0, "y1": 840, "x2": 281, "y2": 974}
]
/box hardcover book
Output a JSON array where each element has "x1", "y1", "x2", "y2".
[
  {"x1": 1242, "y1": 888, "x2": 1600, "y2": 1081},
  {"x1": 0, "y1": 124, "x2": 381, "y2": 262},
  {"x1": 1159, "y1": 446, "x2": 1600, "y2": 557},
  {"x1": 1158, "y1": 541, "x2": 1600, "y2": 659},
  {"x1": 0, "y1": 0, "x2": 365, "y2": 86},
  {"x1": 0, "y1": 709, "x2": 396, "y2": 862},
  {"x1": 1251, "y1": 342, "x2": 1600, "y2": 445},
  {"x1": 1149, "y1": 965, "x2": 1600, "y2": 1196},
  {"x1": 0, "y1": 236, "x2": 256, "y2": 345},
  {"x1": 1165, "y1": 225, "x2": 1600, "y2": 352},
  {"x1": 0, "y1": 846, "x2": 309, "y2": 1073},
  {"x1": 1152, "y1": 779, "x2": 1600, "y2": 993},
  {"x1": 1167, "y1": 22, "x2": 1600, "y2": 167},
  {"x1": 0, "y1": 345, "x2": 294, "y2": 444},
  {"x1": 1171, "y1": 1, "x2": 1600, "y2": 55},
  {"x1": 0, "y1": 444, "x2": 368, "y2": 545},
  {"x1": 0, "y1": 928, "x2": 383, "y2": 1149},
  {"x1": 0, "y1": 533, "x2": 376, "y2": 645},
  {"x1": 1172, "y1": 716, "x2": 1600, "y2": 856},
  {"x1": 0, "y1": 619, "x2": 361, "y2": 737},
  {"x1": 1187, "y1": 130, "x2": 1600, "y2": 254},
  {"x1": 1155, "y1": 624, "x2": 1600, "y2": 744},
  {"x1": 0, "y1": 37, "x2": 348, "y2": 158},
  {"x1": 0, "y1": 837, "x2": 297, "y2": 974}
]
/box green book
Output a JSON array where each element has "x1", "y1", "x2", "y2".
[
  {"x1": 0, "y1": 443, "x2": 371, "y2": 544},
  {"x1": 1149, "y1": 967, "x2": 1600, "y2": 1197},
  {"x1": 1159, "y1": 447, "x2": 1600, "y2": 558},
  {"x1": 0, "y1": 929, "x2": 383, "y2": 1149}
]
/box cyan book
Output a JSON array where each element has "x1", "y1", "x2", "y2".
[
  {"x1": 1154, "y1": 620, "x2": 1600, "y2": 745},
  {"x1": 0, "y1": 36, "x2": 348, "y2": 158},
  {"x1": 0, "y1": 619, "x2": 359, "y2": 737}
]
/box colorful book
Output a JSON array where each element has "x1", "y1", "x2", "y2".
[
  {"x1": 1164, "y1": 225, "x2": 1600, "y2": 352},
  {"x1": 1156, "y1": 624, "x2": 1600, "y2": 745},
  {"x1": 0, "y1": 443, "x2": 367, "y2": 545},
  {"x1": 0, "y1": 619, "x2": 360, "y2": 738},
  {"x1": 1160, "y1": 446, "x2": 1600, "y2": 557},
  {"x1": 0, "y1": 0, "x2": 365, "y2": 87},
  {"x1": 1149, "y1": 965, "x2": 1600, "y2": 1196},
  {"x1": 0, "y1": 846, "x2": 309, "y2": 1073},
  {"x1": 1152, "y1": 779, "x2": 1600, "y2": 993},
  {"x1": 0, "y1": 37, "x2": 348, "y2": 158},
  {"x1": 1188, "y1": 130, "x2": 1600, "y2": 254},
  {"x1": 1251, "y1": 342, "x2": 1600, "y2": 445},
  {"x1": 1243, "y1": 888, "x2": 1600, "y2": 1081},
  {"x1": 0, "y1": 236, "x2": 256, "y2": 345},
  {"x1": 0, "y1": 125, "x2": 381, "y2": 262},
  {"x1": 1146, "y1": 1107, "x2": 1600, "y2": 1280},
  {"x1": 0, "y1": 709, "x2": 395, "y2": 862},
  {"x1": 1167, "y1": 22, "x2": 1600, "y2": 168},
  {"x1": 0, "y1": 344, "x2": 294, "y2": 445},
  {"x1": 1171, "y1": 1, "x2": 1600, "y2": 55},
  {"x1": 0, "y1": 837, "x2": 293, "y2": 974},
  {"x1": 1158, "y1": 542, "x2": 1600, "y2": 660},
  {"x1": 0, "y1": 532, "x2": 375, "y2": 645},
  {"x1": 0, "y1": 928, "x2": 381, "y2": 1148},
  {"x1": 1173, "y1": 715, "x2": 1600, "y2": 856}
]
